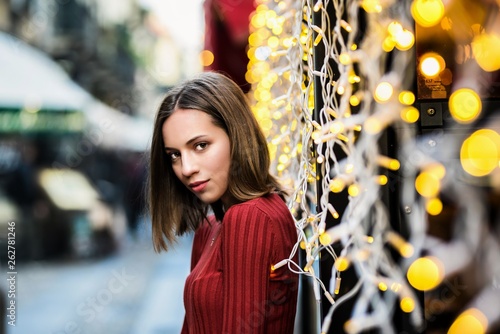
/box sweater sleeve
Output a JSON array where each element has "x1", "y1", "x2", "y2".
[{"x1": 221, "y1": 204, "x2": 275, "y2": 333}]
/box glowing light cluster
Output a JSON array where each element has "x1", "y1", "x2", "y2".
[
  {"x1": 384, "y1": 21, "x2": 415, "y2": 52},
  {"x1": 411, "y1": 0, "x2": 445, "y2": 27},
  {"x1": 247, "y1": 0, "x2": 500, "y2": 333},
  {"x1": 460, "y1": 129, "x2": 500, "y2": 177}
]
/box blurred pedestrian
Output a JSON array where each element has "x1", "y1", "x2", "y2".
[{"x1": 147, "y1": 72, "x2": 298, "y2": 333}]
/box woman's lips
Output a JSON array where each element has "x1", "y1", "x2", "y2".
[{"x1": 190, "y1": 180, "x2": 208, "y2": 192}]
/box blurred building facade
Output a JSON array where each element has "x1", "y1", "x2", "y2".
[
  {"x1": 0, "y1": 0, "x2": 183, "y2": 261},
  {"x1": 1, "y1": 0, "x2": 149, "y2": 115}
]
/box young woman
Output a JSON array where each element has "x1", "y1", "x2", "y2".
[{"x1": 148, "y1": 72, "x2": 298, "y2": 333}]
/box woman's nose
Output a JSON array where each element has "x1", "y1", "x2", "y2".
[{"x1": 181, "y1": 154, "x2": 198, "y2": 177}]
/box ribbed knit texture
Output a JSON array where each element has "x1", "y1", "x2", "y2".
[{"x1": 181, "y1": 193, "x2": 298, "y2": 333}]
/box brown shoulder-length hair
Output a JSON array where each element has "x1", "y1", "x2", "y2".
[{"x1": 148, "y1": 72, "x2": 285, "y2": 252}]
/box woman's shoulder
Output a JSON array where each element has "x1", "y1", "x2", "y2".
[{"x1": 225, "y1": 193, "x2": 291, "y2": 221}]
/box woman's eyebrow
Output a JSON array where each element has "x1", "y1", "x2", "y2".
[{"x1": 164, "y1": 135, "x2": 208, "y2": 151}]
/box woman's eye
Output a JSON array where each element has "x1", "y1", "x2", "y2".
[
  {"x1": 168, "y1": 152, "x2": 180, "y2": 161},
  {"x1": 195, "y1": 142, "x2": 208, "y2": 151}
]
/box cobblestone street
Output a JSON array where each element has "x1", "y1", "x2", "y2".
[{"x1": 1, "y1": 227, "x2": 192, "y2": 334}]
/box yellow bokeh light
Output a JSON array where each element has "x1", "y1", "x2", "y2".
[
  {"x1": 400, "y1": 106, "x2": 420, "y2": 123},
  {"x1": 400, "y1": 297, "x2": 415, "y2": 313},
  {"x1": 426, "y1": 162, "x2": 446, "y2": 180},
  {"x1": 378, "y1": 282, "x2": 388, "y2": 291},
  {"x1": 382, "y1": 37, "x2": 396, "y2": 52},
  {"x1": 387, "y1": 21, "x2": 403, "y2": 36},
  {"x1": 264, "y1": 9, "x2": 277, "y2": 21},
  {"x1": 378, "y1": 156, "x2": 400, "y2": 171},
  {"x1": 248, "y1": 33, "x2": 260, "y2": 47},
  {"x1": 377, "y1": 175, "x2": 388, "y2": 185},
  {"x1": 260, "y1": 118, "x2": 273, "y2": 131},
  {"x1": 411, "y1": 0, "x2": 445, "y2": 27},
  {"x1": 250, "y1": 12, "x2": 266, "y2": 29},
  {"x1": 361, "y1": 0, "x2": 382, "y2": 13},
  {"x1": 401, "y1": 243, "x2": 415, "y2": 258},
  {"x1": 278, "y1": 154, "x2": 289, "y2": 164},
  {"x1": 472, "y1": 33, "x2": 500, "y2": 72},
  {"x1": 339, "y1": 53, "x2": 351, "y2": 65},
  {"x1": 199, "y1": 50, "x2": 214, "y2": 67},
  {"x1": 415, "y1": 171, "x2": 440, "y2": 198},
  {"x1": 407, "y1": 256, "x2": 444, "y2": 291},
  {"x1": 329, "y1": 178, "x2": 346, "y2": 193},
  {"x1": 282, "y1": 37, "x2": 293, "y2": 48},
  {"x1": 449, "y1": 88, "x2": 482, "y2": 124},
  {"x1": 311, "y1": 130, "x2": 320, "y2": 141},
  {"x1": 348, "y1": 184, "x2": 360, "y2": 197},
  {"x1": 364, "y1": 117, "x2": 382, "y2": 134},
  {"x1": 348, "y1": 75, "x2": 361, "y2": 84},
  {"x1": 330, "y1": 122, "x2": 345, "y2": 134},
  {"x1": 389, "y1": 160, "x2": 400, "y2": 170},
  {"x1": 319, "y1": 232, "x2": 331, "y2": 246},
  {"x1": 387, "y1": 231, "x2": 414, "y2": 258},
  {"x1": 461, "y1": 129, "x2": 500, "y2": 177},
  {"x1": 395, "y1": 30, "x2": 415, "y2": 51},
  {"x1": 420, "y1": 54, "x2": 444, "y2": 78},
  {"x1": 426, "y1": 197, "x2": 443, "y2": 216},
  {"x1": 272, "y1": 25, "x2": 283, "y2": 36},
  {"x1": 448, "y1": 308, "x2": 488, "y2": 334},
  {"x1": 374, "y1": 82, "x2": 394, "y2": 102},
  {"x1": 350, "y1": 95, "x2": 361, "y2": 106},
  {"x1": 399, "y1": 91, "x2": 416, "y2": 105},
  {"x1": 334, "y1": 256, "x2": 350, "y2": 271},
  {"x1": 267, "y1": 36, "x2": 280, "y2": 48}
]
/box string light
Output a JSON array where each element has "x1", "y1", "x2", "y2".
[
  {"x1": 199, "y1": 50, "x2": 214, "y2": 67},
  {"x1": 449, "y1": 88, "x2": 482, "y2": 124},
  {"x1": 460, "y1": 129, "x2": 500, "y2": 177},
  {"x1": 374, "y1": 82, "x2": 394, "y2": 102},
  {"x1": 419, "y1": 53, "x2": 445, "y2": 78},
  {"x1": 411, "y1": 0, "x2": 445, "y2": 27},
  {"x1": 407, "y1": 256, "x2": 444, "y2": 291},
  {"x1": 448, "y1": 308, "x2": 488, "y2": 334},
  {"x1": 472, "y1": 33, "x2": 500, "y2": 72},
  {"x1": 246, "y1": 0, "x2": 500, "y2": 332}
]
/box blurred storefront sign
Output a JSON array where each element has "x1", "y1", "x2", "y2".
[
  {"x1": 0, "y1": 109, "x2": 85, "y2": 133},
  {"x1": 0, "y1": 31, "x2": 151, "y2": 150},
  {"x1": 38, "y1": 168, "x2": 99, "y2": 211},
  {"x1": 0, "y1": 31, "x2": 89, "y2": 134},
  {"x1": 34, "y1": 168, "x2": 118, "y2": 258}
]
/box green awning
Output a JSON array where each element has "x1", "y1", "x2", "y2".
[{"x1": 0, "y1": 108, "x2": 85, "y2": 134}]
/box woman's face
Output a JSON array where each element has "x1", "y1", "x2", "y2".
[{"x1": 162, "y1": 108, "x2": 232, "y2": 206}]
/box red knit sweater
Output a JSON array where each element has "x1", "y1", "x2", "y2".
[{"x1": 181, "y1": 193, "x2": 298, "y2": 333}]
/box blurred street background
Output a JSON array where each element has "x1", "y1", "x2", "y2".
[
  {"x1": 6, "y1": 229, "x2": 193, "y2": 334},
  {"x1": 0, "y1": 0, "x2": 230, "y2": 332}
]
